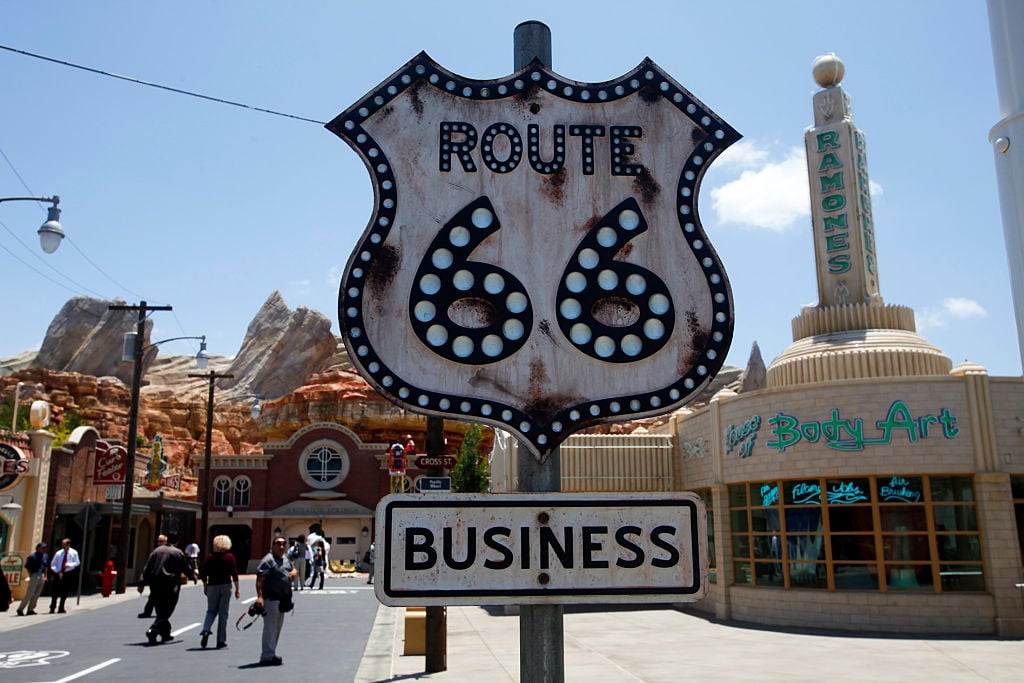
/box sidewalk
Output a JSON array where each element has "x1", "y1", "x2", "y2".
[{"x1": 357, "y1": 603, "x2": 1024, "y2": 682}]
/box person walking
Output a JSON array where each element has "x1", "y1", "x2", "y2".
[
  {"x1": 137, "y1": 534, "x2": 197, "y2": 645},
  {"x1": 307, "y1": 541, "x2": 326, "y2": 590},
  {"x1": 255, "y1": 536, "x2": 295, "y2": 666},
  {"x1": 48, "y1": 538, "x2": 80, "y2": 614},
  {"x1": 289, "y1": 534, "x2": 308, "y2": 591},
  {"x1": 365, "y1": 542, "x2": 375, "y2": 584},
  {"x1": 16, "y1": 542, "x2": 48, "y2": 616},
  {"x1": 137, "y1": 535, "x2": 167, "y2": 618},
  {"x1": 198, "y1": 534, "x2": 239, "y2": 649},
  {"x1": 184, "y1": 540, "x2": 200, "y2": 575}
]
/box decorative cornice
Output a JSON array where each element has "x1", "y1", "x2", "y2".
[
  {"x1": 261, "y1": 421, "x2": 388, "y2": 452},
  {"x1": 767, "y1": 327, "x2": 952, "y2": 388},
  {"x1": 791, "y1": 302, "x2": 916, "y2": 340}
]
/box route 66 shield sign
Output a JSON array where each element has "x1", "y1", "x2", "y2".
[{"x1": 327, "y1": 53, "x2": 739, "y2": 458}]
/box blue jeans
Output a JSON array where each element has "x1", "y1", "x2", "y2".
[{"x1": 202, "y1": 583, "x2": 232, "y2": 644}]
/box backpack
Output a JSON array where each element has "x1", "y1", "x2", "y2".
[{"x1": 287, "y1": 544, "x2": 300, "y2": 560}]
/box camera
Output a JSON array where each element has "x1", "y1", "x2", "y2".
[{"x1": 247, "y1": 602, "x2": 265, "y2": 618}]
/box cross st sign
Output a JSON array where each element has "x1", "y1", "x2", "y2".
[{"x1": 328, "y1": 54, "x2": 739, "y2": 457}]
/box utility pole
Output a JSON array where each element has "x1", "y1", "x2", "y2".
[
  {"x1": 108, "y1": 301, "x2": 172, "y2": 593},
  {"x1": 189, "y1": 369, "x2": 235, "y2": 562}
]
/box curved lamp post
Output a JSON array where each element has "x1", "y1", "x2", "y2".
[
  {"x1": 108, "y1": 300, "x2": 208, "y2": 593},
  {"x1": 0, "y1": 196, "x2": 64, "y2": 253}
]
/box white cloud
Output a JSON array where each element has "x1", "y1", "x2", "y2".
[
  {"x1": 710, "y1": 145, "x2": 810, "y2": 232},
  {"x1": 916, "y1": 297, "x2": 987, "y2": 331},
  {"x1": 327, "y1": 265, "x2": 343, "y2": 286},
  {"x1": 290, "y1": 278, "x2": 312, "y2": 295},
  {"x1": 711, "y1": 139, "x2": 770, "y2": 170}
]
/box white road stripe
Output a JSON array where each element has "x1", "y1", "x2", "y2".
[
  {"x1": 44, "y1": 658, "x2": 120, "y2": 683},
  {"x1": 171, "y1": 622, "x2": 200, "y2": 637}
]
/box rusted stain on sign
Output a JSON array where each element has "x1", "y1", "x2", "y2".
[
  {"x1": 375, "y1": 492, "x2": 706, "y2": 606},
  {"x1": 328, "y1": 53, "x2": 739, "y2": 457}
]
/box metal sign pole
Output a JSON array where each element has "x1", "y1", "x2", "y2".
[
  {"x1": 514, "y1": 20, "x2": 565, "y2": 683},
  {"x1": 424, "y1": 416, "x2": 448, "y2": 672}
]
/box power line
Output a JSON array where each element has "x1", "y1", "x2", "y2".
[{"x1": 0, "y1": 43, "x2": 327, "y2": 125}]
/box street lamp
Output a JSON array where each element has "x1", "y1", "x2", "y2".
[
  {"x1": 10, "y1": 381, "x2": 26, "y2": 433},
  {"x1": 0, "y1": 195, "x2": 64, "y2": 253},
  {"x1": 108, "y1": 300, "x2": 208, "y2": 593}
]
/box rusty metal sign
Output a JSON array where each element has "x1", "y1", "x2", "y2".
[
  {"x1": 375, "y1": 492, "x2": 706, "y2": 606},
  {"x1": 328, "y1": 53, "x2": 739, "y2": 457}
]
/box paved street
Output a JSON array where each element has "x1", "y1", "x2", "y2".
[
  {"x1": 0, "y1": 574, "x2": 379, "y2": 682},
  {"x1": 4, "y1": 575, "x2": 1024, "y2": 682}
]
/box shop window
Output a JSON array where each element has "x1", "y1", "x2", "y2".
[
  {"x1": 233, "y1": 477, "x2": 251, "y2": 508},
  {"x1": 729, "y1": 475, "x2": 983, "y2": 593},
  {"x1": 214, "y1": 476, "x2": 232, "y2": 507},
  {"x1": 1011, "y1": 475, "x2": 1024, "y2": 563}
]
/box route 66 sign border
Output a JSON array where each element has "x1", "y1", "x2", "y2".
[{"x1": 328, "y1": 53, "x2": 739, "y2": 458}]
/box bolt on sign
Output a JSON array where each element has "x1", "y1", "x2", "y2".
[
  {"x1": 328, "y1": 54, "x2": 739, "y2": 457},
  {"x1": 375, "y1": 492, "x2": 707, "y2": 606}
]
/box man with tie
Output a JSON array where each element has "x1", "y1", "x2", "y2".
[{"x1": 49, "y1": 538, "x2": 80, "y2": 614}]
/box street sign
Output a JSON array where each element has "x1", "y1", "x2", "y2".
[
  {"x1": 375, "y1": 492, "x2": 706, "y2": 606},
  {"x1": 415, "y1": 455, "x2": 457, "y2": 469},
  {"x1": 416, "y1": 476, "x2": 451, "y2": 492},
  {"x1": 328, "y1": 54, "x2": 739, "y2": 457}
]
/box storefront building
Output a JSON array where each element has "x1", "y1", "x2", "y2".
[{"x1": 662, "y1": 57, "x2": 1024, "y2": 636}]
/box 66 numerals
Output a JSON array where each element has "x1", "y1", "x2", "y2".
[{"x1": 409, "y1": 196, "x2": 675, "y2": 365}]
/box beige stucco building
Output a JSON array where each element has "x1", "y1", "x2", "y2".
[{"x1": 664, "y1": 56, "x2": 1024, "y2": 636}]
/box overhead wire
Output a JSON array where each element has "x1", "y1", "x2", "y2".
[
  {"x1": 0, "y1": 42, "x2": 329, "y2": 346},
  {"x1": 0, "y1": 44, "x2": 327, "y2": 126}
]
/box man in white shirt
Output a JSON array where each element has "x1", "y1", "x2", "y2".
[
  {"x1": 48, "y1": 538, "x2": 80, "y2": 614},
  {"x1": 184, "y1": 541, "x2": 200, "y2": 574}
]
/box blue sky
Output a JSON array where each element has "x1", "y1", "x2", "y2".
[{"x1": 1, "y1": 1, "x2": 1019, "y2": 379}]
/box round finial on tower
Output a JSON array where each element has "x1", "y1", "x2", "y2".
[{"x1": 812, "y1": 53, "x2": 845, "y2": 88}]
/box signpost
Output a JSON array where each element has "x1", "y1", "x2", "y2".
[
  {"x1": 329, "y1": 20, "x2": 737, "y2": 681},
  {"x1": 415, "y1": 455, "x2": 457, "y2": 470},
  {"x1": 416, "y1": 476, "x2": 451, "y2": 492},
  {"x1": 376, "y1": 492, "x2": 706, "y2": 605}
]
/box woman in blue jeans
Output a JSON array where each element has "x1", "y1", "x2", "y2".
[{"x1": 199, "y1": 535, "x2": 240, "y2": 649}]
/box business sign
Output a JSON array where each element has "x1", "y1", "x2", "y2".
[
  {"x1": 329, "y1": 54, "x2": 739, "y2": 458},
  {"x1": 416, "y1": 476, "x2": 451, "y2": 492},
  {"x1": 1, "y1": 555, "x2": 23, "y2": 587},
  {"x1": 92, "y1": 440, "x2": 127, "y2": 485},
  {"x1": 143, "y1": 435, "x2": 166, "y2": 491},
  {"x1": 375, "y1": 492, "x2": 706, "y2": 606},
  {"x1": 415, "y1": 455, "x2": 457, "y2": 469},
  {"x1": 0, "y1": 443, "x2": 28, "y2": 491}
]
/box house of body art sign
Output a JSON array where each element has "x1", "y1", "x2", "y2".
[{"x1": 721, "y1": 400, "x2": 960, "y2": 457}]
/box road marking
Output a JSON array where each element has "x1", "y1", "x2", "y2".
[
  {"x1": 45, "y1": 658, "x2": 120, "y2": 683},
  {"x1": 172, "y1": 623, "x2": 201, "y2": 637}
]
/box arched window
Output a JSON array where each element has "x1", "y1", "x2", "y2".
[
  {"x1": 233, "y1": 476, "x2": 251, "y2": 508},
  {"x1": 214, "y1": 476, "x2": 232, "y2": 507}
]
